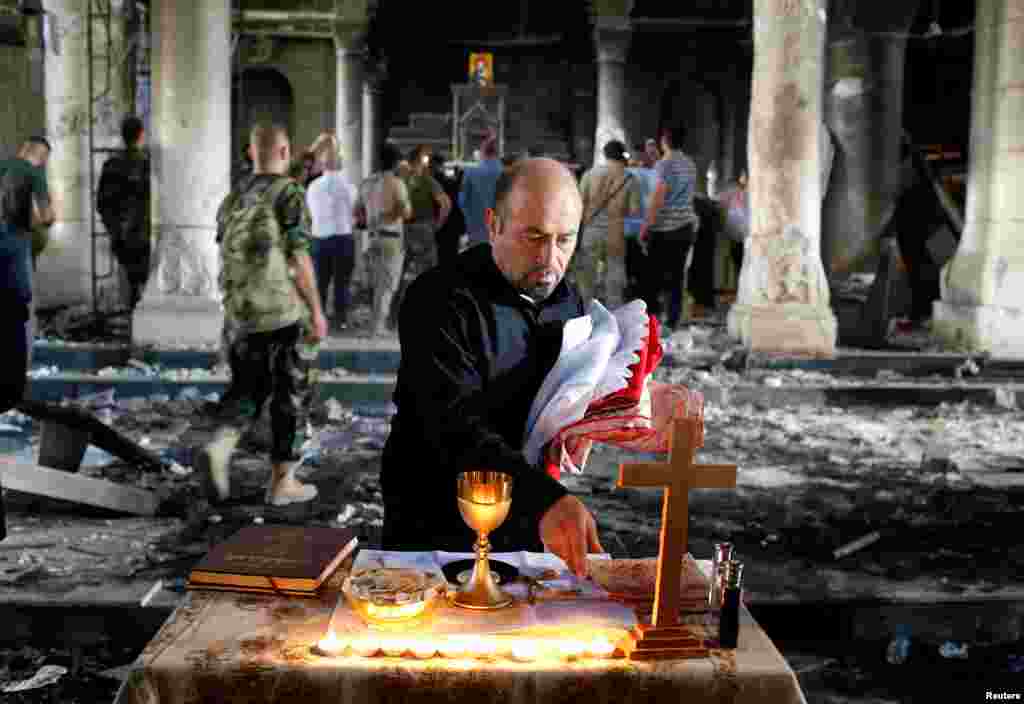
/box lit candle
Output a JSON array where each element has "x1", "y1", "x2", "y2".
[
  {"x1": 351, "y1": 637, "x2": 381, "y2": 657},
  {"x1": 510, "y1": 640, "x2": 538, "y2": 662},
  {"x1": 588, "y1": 638, "x2": 615, "y2": 659},
  {"x1": 559, "y1": 640, "x2": 585, "y2": 661},
  {"x1": 473, "y1": 637, "x2": 497, "y2": 659},
  {"x1": 316, "y1": 631, "x2": 344, "y2": 656},
  {"x1": 438, "y1": 636, "x2": 470, "y2": 659},
  {"x1": 411, "y1": 641, "x2": 436, "y2": 659},
  {"x1": 380, "y1": 637, "x2": 408, "y2": 657}
]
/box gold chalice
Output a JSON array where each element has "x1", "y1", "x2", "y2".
[{"x1": 452, "y1": 470, "x2": 514, "y2": 610}]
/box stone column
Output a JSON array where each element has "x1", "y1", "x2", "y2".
[
  {"x1": 37, "y1": 0, "x2": 131, "y2": 310},
  {"x1": 362, "y1": 58, "x2": 386, "y2": 179},
  {"x1": 334, "y1": 34, "x2": 364, "y2": 184},
  {"x1": 933, "y1": 0, "x2": 1024, "y2": 357},
  {"x1": 727, "y1": 0, "x2": 837, "y2": 357},
  {"x1": 821, "y1": 1, "x2": 920, "y2": 276},
  {"x1": 592, "y1": 24, "x2": 631, "y2": 167},
  {"x1": 132, "y1": 0, "x2": 231, "y2": 347}
]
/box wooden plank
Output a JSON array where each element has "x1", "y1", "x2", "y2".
[
  {"x1": 17, "y1": 399, "x2": 164, "y2": 471},
  {"x1": 692, "y1": 465, "x2": 739, "y2": 488},
  {"x1": 617, "y1": 463, "x2": 671, "y2": 488},
  {"x1": 627, "y1": 648, "x2": 708, "y2": 661},
  {"x1": 0, "y1": 461, "x2": 159, "y2": 516},
  {"x1": 633, "y1": 637, "x2": 703, "y2": 650},
  {"x1": 635, "y1": 624, "x2": 702, "y2": 637}
]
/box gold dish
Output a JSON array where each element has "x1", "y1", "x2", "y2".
[{"x1": 342, "y1": 568, "x2": 447, "y2": 628}]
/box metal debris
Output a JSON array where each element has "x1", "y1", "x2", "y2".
[{"x1": 833, "y1": 531, "x2": 882, "y2": 559}]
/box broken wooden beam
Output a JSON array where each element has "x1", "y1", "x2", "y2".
[
  {"x1": 0, "y1": 461, "x2": 159, "y2": 516},
  {"x1": 17, "y1": 399, "x2": 164, "y2": 472}
]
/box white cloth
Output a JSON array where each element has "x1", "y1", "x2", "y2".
[
  {"x1": 306, "y1": 169, "x2": 358, "y2": 238},
  {"x1": 522, "y1": 299, "x2": 651, "y2": 467}
]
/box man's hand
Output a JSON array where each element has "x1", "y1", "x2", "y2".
[
  {"x1": 539, "y1": 495, "x2": 605, "y2": 578},
  {"x1": 308, "y1": 309, "x2": 328, "y2": 344}
]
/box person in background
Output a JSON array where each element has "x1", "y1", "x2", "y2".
[
  {"x1": 717, "y1": 168, "x2": 749, "y2": 288},
  {"x1": 642, "y1": 138, "x2": 660, "y2": 168},
  {"x1": 390, "y1": 144, "x2": 450, "y2": 326},
  {"x1": 576, "y1": 140, "x2": 641, "y2": 307},
  {"x1": 638, "y1": 125, "x2": 699, "y2": 328},
  {"x1": 458, "y1": 132, "x2": 502, "y2": 247},
  {"x1": 0, "y1": 135, "x2": 57, "y2": 540},
  {"x1": 97, "y1": 116, "x2": 151, "y2": 310},
  {"x1": 302, "y1": 151, "x2": 320, "y2": 188},
  {"x1": 356, "y1": 143, "x2": 412, "y2": 336},
  {"x1": 625, "y1": 144, "x2": 659, "y2": 301},
  {"x1": 306, "y1": 133, "x2": 358, "y2": 332},
  {"x1": 199, "y1": 124, "x2": 325, "y2": 507},
  {"x1": 431, "y1": 154, "x2": 465, "y2": 267}
]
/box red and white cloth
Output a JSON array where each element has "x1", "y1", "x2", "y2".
[{"x1": 523, "y1": 300, "x2": 704, "y2": 481}]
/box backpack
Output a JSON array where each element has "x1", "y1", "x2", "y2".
[{"x1": 217, "y1": 177, "x2": 303, "y2": 328}]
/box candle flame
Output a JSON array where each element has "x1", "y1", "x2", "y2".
[
  {"x1": 351, "y1": 637, "x2": 381, "y2": 657},
  {"x1": 588, "y1": 638, "x2": 615, "y2": 658},
  {"x1": 559, "y1": 640, "x2": 585, "y2": 660},
  {"x1": 510, "y1": 641, "x2": 539, "y2": 661},
  {"x1": 317, "y1": 631, "x2": 343, "y2": 655}
]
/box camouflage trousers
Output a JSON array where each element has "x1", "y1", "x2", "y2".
[{"x1": 212, "y1": 322, "x2": 316, "y2": 463}]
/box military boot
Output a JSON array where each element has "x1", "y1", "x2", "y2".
[{"x1": 196, "y1": 427, "x2": 240, "y2": 502}]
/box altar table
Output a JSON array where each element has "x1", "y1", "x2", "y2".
[{"x1": 114, "y1": 557, "x2": 807, "y2": 704}]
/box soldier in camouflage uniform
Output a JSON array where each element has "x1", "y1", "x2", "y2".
[
  {"x1": 197, "y1": 124, "x2": 327, "y2": 507},
  {"x1": 97, "y1": 116, "x2": 151, "y2": 309}
]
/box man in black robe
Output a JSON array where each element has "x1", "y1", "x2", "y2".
[{"x1": 381, "y1": 158, "x2": 604, "y2": 577}]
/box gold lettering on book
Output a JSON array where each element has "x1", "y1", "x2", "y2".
[{"x1": 224, "y1": 553, "x2": 303, "y2": 566}]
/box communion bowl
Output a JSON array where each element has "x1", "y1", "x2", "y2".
[
  {"x1": 342, "y1": 568, "x2": 447, "y2": 629},
  {"x1": 456, "y1": 470, "x2": 513, "y2": 534}
]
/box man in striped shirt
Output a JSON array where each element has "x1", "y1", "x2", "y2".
[{"x1": 638, "y1": 125, "x2": 700, "y2": 328}]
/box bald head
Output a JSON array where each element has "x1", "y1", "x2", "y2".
[
  {"x1": 249, "y1": 125, "x2": 291, "y2": 175},
  {"x1": 488, "y1": 158, "x2": 582, "y2": 300},
  {"x1": 494, "y1": 158, "x2": 581, "y2": 220}
]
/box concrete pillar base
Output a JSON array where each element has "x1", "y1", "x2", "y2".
[
  {"x1": 33, "y1": 223, "x2": 95, "y2": 309},
  {"x1": 932, "y1": 301, "x2": 1024, "y2": 359},
  {"x1": 132, "y1": 296, "x2": 224, "y2": 348},
  {"x1": 728, "y1": 303, "x2": 837, "y2": 357}
]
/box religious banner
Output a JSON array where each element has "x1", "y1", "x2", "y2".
[{"x1": 468, "y1": 52, "x2": 493, "y2": 86}]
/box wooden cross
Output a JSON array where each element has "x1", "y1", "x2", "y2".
[{"x1": 617, "y1": 415, "x2": 736, "y2": 658}]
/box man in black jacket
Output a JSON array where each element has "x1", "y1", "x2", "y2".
[
  {"x1": 381, "y1": 158, "x2": 604, "y2": 577},
  {"x1": 97, "y1": 116, "x2": 150, "y2": 309}
]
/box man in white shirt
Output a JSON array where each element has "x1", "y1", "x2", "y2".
[{"x1": 306, "y1": 134, "x2": 358, "y2": 331}]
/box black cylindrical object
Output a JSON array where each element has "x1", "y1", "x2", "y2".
[{"x1": 718, "y1": 560, "x2": 744, "y2": 649}]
